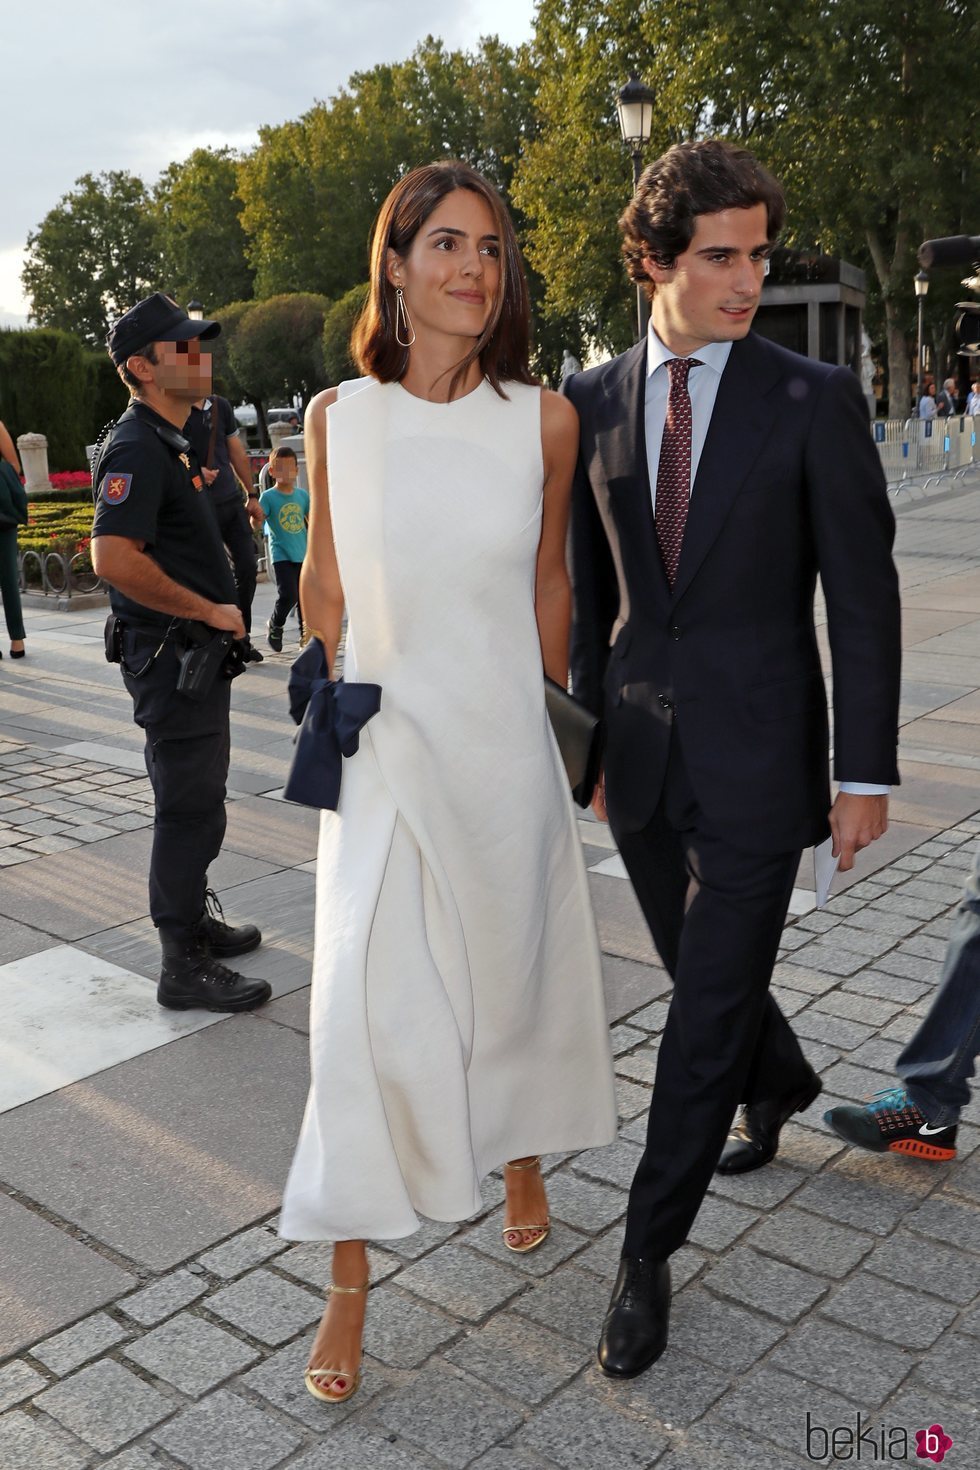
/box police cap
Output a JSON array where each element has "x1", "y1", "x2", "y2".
[{"x1": 107, "y1": 293, "x2": 220, "y2": 365}]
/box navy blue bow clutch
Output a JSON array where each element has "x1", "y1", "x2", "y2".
[{"x1": 283, "y1": 641, "x2": 382, "y2": 810}]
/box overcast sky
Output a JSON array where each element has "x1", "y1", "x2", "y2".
[{"x1": 3, "y1": 0, "x2": 537, "y2": 325}]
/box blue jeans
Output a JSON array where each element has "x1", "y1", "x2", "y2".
[{"x1": 898, "y1": 841, "x2": 980, "y2": 1127}]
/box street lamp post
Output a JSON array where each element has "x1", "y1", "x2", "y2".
[
  {"x1": 914, "y1": 271, "x2": 929, "y2": 415},
  {"x1": 616, "y1": 74, "x2": 656, "y2": 341},
  {"x1": 186, "y1": 299, "x2": 205, "y2": 321}
]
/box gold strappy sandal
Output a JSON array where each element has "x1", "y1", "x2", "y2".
[
  {"x1": 303, "y1": 1280, "x2": 369, "y2": 1404},
  {"x1": 502, "y1": 1156, "x2": 550, "y2": 1254}
]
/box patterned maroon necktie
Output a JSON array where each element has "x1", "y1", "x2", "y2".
[{"x1": 655, "y1": 357, "x2": 701, "y2": 587}]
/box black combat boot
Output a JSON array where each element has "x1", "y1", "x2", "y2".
[
  {"x1": 197, "y1": 888, "x2": 262, "y2": 958},
  {"x1": 158, "y1": 930, "x2": 271, "y2": 1013}
]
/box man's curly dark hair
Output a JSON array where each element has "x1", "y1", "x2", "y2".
[{"x1": 620, "y1": 140, "x2": 785, "y2": 299}]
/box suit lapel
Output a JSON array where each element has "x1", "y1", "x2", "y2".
[
  {"x1": 671, "y1": 333, "x2": 781, "y2": 604},
  {"x1": 598, "y1": 344, "x2": 670, "y2": 606}
]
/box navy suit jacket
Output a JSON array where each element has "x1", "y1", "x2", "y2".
[{"x1": 565, "y1": 331, "x2": 902, "y2": 853}]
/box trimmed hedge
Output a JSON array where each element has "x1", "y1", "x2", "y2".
[
  {"x1": 0, "y1": 328, "x2": 126, "y2": 471},
  {"x1": 20, "y1": 497, "x2": 93, "y2": 557}
]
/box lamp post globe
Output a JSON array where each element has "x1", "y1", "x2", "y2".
[
  {"x1": 616, "y1": 74, "x2": 656, "y2": 340},
  {"x1": 186, "y1": 299, "x2": 205, "y2": 322},
  {"x1": 914, "y1": 271, "x2": 929, "y2": 414}
]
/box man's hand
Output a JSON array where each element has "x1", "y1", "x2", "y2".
[
  {"x1": 246, "y1": 499, "x2": 265, "y2": 527},
  {"x1": 592, "y1": 766, "x2": 608, "y2": 823},
  {"x1": 829, "y1": 792, "x2": 889, "y2": 872},
  {"x1": 201, "y1": 466, "x2": 219, "y2": 486},
  {"x1": 209, "y1": 603, "x2": 246, "y2": 638}
]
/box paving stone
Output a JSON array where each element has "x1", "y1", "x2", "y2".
[
  {"x1": 606, "y1": 1346, "x2": 730, "y2": 1428},
  {"x1": 914, "y1": 1332, "x2": 979, "y2": 1405},
  {"x1": 361, "y1": 1284, "x2": 461, "y2": 1367},
  {"x1": 900, "y1": 933, "x2": 951, "y2": 961},
  {"x1": 0, "y1": 1192, "x2": 137, "y2": 1359},
  {"x1": 793, "y1": 1008, "x2": 875, "y2": 1050},
  {"x1": 687, "y1": 1195, "x2": 758, "y2": 1252},
  {"x1": 119, "y1": 1269, "x2": 208, "y2": 1326},
  {"x1": 34, "y1": 1358, "x2": 174, "y2": 1454},
  {"x1": 630, "y1": 1000, "x2": 671, "y2": 1031},
  {"x1": 769, "y1": 1316, "x2": 915, "y2": 1406},
  {"x1": 611, "y1": 1023, "x2": 649, "y2": 1053},
  {"x1": 122, "y1": 1310, "x2": 260, "y2": 1397},
  {"x1": 395, "y1": 1242, "x2": 526, "y2": 1322},
  {"x1": 770, "y1": 984, "x2": 810, "y2": 1017},
  {"x1": 574, "y1": 1231, "x2": 705, "y2": 1294},
  {"x1": 875, "y1": 891, "x2": 952, "y2": 923},
  {"x1": 205, "y1": 1268, "x2": 322, "y2": 1346},
  {"x1": 748, "y1": 1205, "x2": 874, "y2": 1279},
  {"x1": 387, "y1": 1216, "x2": 460, "y2": 1260},
  {"x1": 240, "y1": 1327, "x2": 391, "y2": 1431},
  {"x1": 794, "y1": 1171, "x2": 919, "y2": 1235},
  {"x1": 841, "y1": 907, "x2": 921, "y2": 938},
  {"x1": 275, "y1": 1239, "x2": 401, "y2": 1289},
  {"x1": 512, "y1": 1266, "x2": 611, "y2": 1349},
  {"x1": 616, "y1": 1048, "x2": 658, "y2": 1084},
  {"x1": 777, "y1": 926, "x2": 813, "y2": 950},
  {"x1": 470, "y1": 1452, "x2": 555, "y2": 1470},
  {"x1": 375, "y1": 1362, "x2": 524, "y2": 1469},
  {"x1": 844, "y1": 969, "x2": 932, "y2": 1004},
  {"x1": 668, "y1": 1285, "x2": 786, "y2": 1371},
  {"x1": 822, "y1": 1060, "x2": 898, "y2": 1101},
  {"x1": 0, "y1": 1410, "x2": 89, "y2": 1470},
  {"x1": 195, "y1": 1225, "x2": 288, "y2": 1279},
  {"x1": 829, "y1": 1143, "x2": 939, "y2": 1198},
  {"x1": 906, "y1": 1194, "x2": 980, "y2": 1253},
  {"x1": 445, "y1": 1312, "x2": 589, "y2": 1404},
  {"x1": 872, "y1": 1386, "x2": 980, "y2": 1464},
  {"x1": 821, "y1": 1272, "x2": 957, "y2": 1348},
  {"x1": 32, "y1": 1311, "x2": 130, "y2": 1376},
  {"x1": 707, "y1": 1162, "x2": 807, "y2": 1211},
  {"x1": 678, "y1": 1417, "x2": 815, "y2": 1470},
  {"x1": 713, "y1": 1365, "x2": 863, "y2": 1460},
  {"x1": 769, "y1": 964, "x2": 840, "y2": 999},
  {"x1": 703, "y1": 1244, "x2": 826, "y2": 1322},
  {"x1": 0, "y1": 1358, "x2": 47, "y2": 1411},
  {"x1": 286, "y1": 1425, "x2": 438, "y2": 1469},
  {"x1": 100, "y1": 1450, "x2": 169, "y2": 1470},
  {"x1": 572, "y1": 1137, "x2": 644, "y2": 1192},
  {"x1": 788, "y1": 941, "x2": 867, "y2": 976},
  {"x1": 465, "y1": 1208, "x2": 589, "y2": 1276},
  {"x1": 616, "y1": 1077, "x2": 652, "y2": 1120},
  {"x1": 543, "y1": 1172, "x2": 627, "y2": 1234},
  {"x1": 812, "y1": 990, "x2": 901, "y2": 1026},
  {"x1": 151, "y1": 1387, "x2": 301, "y2": 1470},
  {"x1": 873, "y1": 949, "x2": 948, "y2": 983},
  {"x1": 514, "y1": 1380, "x2": 669, "y2": 1469},
  {"x1": 776, "y1": 1120, "x2": 847, "y2": 1172},
  {"x1": 831, "y1": 925, "x2": 903, "y2": 959},
  {"x1": 793, "y1": 911, "x2": 843, "y2": 935}
]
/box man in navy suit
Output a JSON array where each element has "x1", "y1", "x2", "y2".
[{"x1": 565, "y1": 140, "x2": 901, "y2": 1379}]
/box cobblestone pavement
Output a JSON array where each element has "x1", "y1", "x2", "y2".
[{"x1": 0, "y1": 483, "x2": 978, "y2": 1469}]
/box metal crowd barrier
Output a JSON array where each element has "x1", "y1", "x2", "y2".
[{"x1": 873, "y1": 414, "x2": 977, "y2": 492}]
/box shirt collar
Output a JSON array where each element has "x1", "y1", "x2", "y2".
[{"x1": 646, "y1": 323, "x2": 733, "y2": 379}]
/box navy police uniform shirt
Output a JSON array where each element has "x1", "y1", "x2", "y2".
[
  {"x1": 183, "y1": 395, "x2": 241, "y2": 504},
  {"x1": 91, "y1": 400, "x2": 237, "y2": 627}
]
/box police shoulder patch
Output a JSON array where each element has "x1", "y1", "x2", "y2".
[{"x1": 100, "y1": 472, "x2": 133, "y2": 505}]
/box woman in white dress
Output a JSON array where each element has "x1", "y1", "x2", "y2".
[{"x1": 281, "y1": 160, "x2": 617, "y2": 1404}]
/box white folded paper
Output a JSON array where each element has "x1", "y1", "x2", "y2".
[{"x1": 813, "y1": 836, "x2": 839, "y2": 909}]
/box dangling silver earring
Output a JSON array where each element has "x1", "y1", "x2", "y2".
[{"x1": 395, "y1": 287, "x2": 416, "y2": 347}]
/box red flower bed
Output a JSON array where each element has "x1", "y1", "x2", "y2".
[{"x1": 49, "y1": 471, "x2": 92, "y2": 489}]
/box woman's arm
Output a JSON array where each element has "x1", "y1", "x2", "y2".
[
  {"x1": 299, "y1": 388, "x2": 346, "y2": 677},
  {"x1": 0, "y1": 421, "x2": 21, "y2": 474},
  {"x1": 535, "y1": 390, "x2": 579, "y2": 685}
]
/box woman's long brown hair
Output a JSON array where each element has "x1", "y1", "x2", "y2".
[{"x1": 352, "y1": 160, "x2": 536, "y2": 400}]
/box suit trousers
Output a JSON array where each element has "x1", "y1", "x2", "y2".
[
  {"x1": 615, "y1": 727, "x2": 810, "y2": 1260},
  {"x1": 121, "y1": 626, "x2": 231, "y2": 943}
]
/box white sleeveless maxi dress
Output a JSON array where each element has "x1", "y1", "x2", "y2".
[{"x1": 279, "y1": 377, "x2": 617, "y2": 1242}]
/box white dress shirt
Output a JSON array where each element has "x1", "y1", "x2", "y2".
[{"x1": 643, "y1": 324, "x2": 889, "y2": 797}]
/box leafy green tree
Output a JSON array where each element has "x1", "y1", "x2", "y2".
[
  {"x1": 22, "y1": 172, "x2": 160, "y2": 346},
  {"x1": 208, "y1": 299, "x2": 255, "y2": 407},
  {"x1": 228, "y1": 293, "x2": 330, "y2": 413},
  {"x1": 515, "y1": 0, "x2": 978, "y2": 412},
  {"x1": 322, "y1": 283, "x2": 369, "y2": 384},
  {"x1": 154, "y1": 148, "x2": 254, "y2": 310}
]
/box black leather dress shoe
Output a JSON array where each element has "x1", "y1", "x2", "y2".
[
  {"x1": 597, "y1": 1256, "x2": 670, "y2": 1379},
  {"x1": 716, "y1": 1069, "x2": 822, "y2": 1174}
]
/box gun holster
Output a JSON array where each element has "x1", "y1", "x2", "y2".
[{"x1": 173, "y1": 620, "x2": 234, "y2": 701}]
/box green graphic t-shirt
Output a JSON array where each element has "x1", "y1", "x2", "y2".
[{"x1": 259, "y1": 486, "x2": 310, "y2": 564}]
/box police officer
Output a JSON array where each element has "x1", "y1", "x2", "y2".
[{"x1": 91, "y1": 293, "x2": 271, "y2": 1012}]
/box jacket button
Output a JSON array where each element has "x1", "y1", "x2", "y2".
[
  {"x1": 670, "y1": 625, "x2": 681, "y2": 640},
  {"x1": 658, "y1": 693, "x2": 673, "y2": 711}
]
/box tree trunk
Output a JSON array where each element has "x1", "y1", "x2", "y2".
[{"x1": 867, "y1": 223, "x2": 912, "y2": 419}]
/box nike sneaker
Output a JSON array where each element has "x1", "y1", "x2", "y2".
[{"x1": 824, "y1": 1087, "x2": 957, "y2": 1161}]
